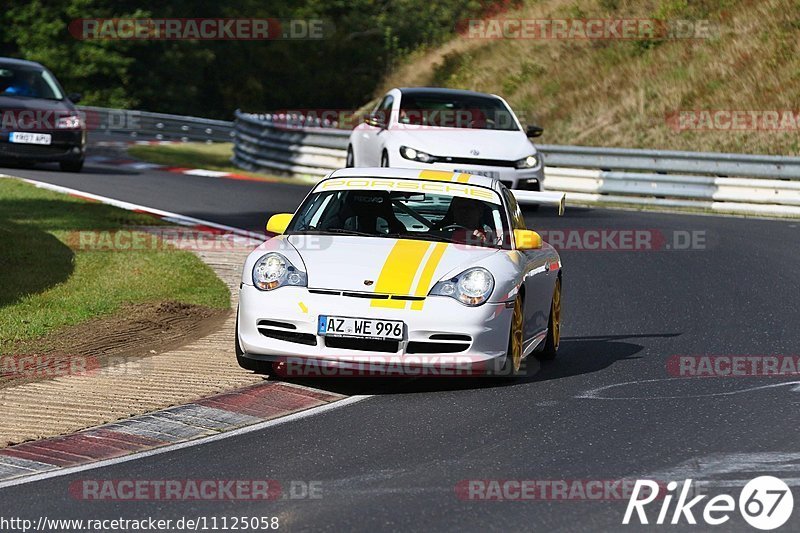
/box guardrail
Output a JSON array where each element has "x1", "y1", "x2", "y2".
[
  {"x1": 227, "y1": 110, "x2": 800, "y2": 217},
  {"x1": 537, "y1": 145, "x2": 800, "y2": 216},
  {"x1": 232, "y1": 110, "x2": 348, "y2": 176},
  {"x1": 80, "y1": 106, "x2": 234, "y2": 143}
]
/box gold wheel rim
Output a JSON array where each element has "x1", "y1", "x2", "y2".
[
  {"x1": 510, "y1": 296, "x2": 523, "y2": 372},
  {"x1": 552, "y1": 279, "x2": 561, "y2": 348}
]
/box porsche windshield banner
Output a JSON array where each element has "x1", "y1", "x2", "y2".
[{"x1": 317, "y1": 177, "x2": 502, "y2": 204}]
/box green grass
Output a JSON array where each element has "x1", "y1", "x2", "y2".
[
  {"x1": 127, "y1": 142, "x2": 305, "y2": 183},
  {"x1": 0, "y1": 178, "x2": 230, "y2": 349}
]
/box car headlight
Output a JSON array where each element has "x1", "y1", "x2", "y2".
[
  {"x1": 429, "y1": 267, "x2": 494, "y2": 306},
  {"x1": 400, "y1": 145, "x2": 435, "y2": 163},
  {"x1": 56, "y1": 115, "x2": 83, "y2": 129},
  {"x1": 514, "y1": 154, "x2": 538, "y2": 169},
  {"x1": 252, "y1": 253, "x2": 307, "y2": 291}
]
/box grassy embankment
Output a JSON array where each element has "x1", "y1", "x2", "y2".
[
  {"x1": 378, "y1": 0, "x2": 800, "y2": 155},
  {"x1": 0, "y1": 178, "x2": 229, "y2": 351}
]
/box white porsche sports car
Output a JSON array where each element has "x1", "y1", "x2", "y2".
[
  {"x1": 236, "y1": 167, "x2": 564, "y2": 376},
  {"x1": 347, "y1": 87, "x2": 545, "y2": 191}
]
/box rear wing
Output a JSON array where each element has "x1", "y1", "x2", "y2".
[{"x1": 511, "y1": 190, "x2": 566, "y2": 215}]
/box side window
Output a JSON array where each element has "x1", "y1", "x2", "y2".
[
  {"x1": 373, "y1": 95, "x2": 394, "y2": 125},
  {"x1": 502, "y1": 187, "x2": 526, "y2": 230}
]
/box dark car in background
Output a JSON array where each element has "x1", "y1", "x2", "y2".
[{"x1": 0, "y1": 57, "x2": 86, "y2": 172}]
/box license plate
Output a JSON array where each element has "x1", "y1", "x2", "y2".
[
  {"x1": 318, "y1": 315, "x2": 404, "y2": 341},
  {"x1": 454, "y1": 168, "x2": 499, "y2": 179},
  {"x1": 9, "y1": 132, "x2": 52, "y2": 145}
]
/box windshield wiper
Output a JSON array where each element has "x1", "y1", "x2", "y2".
[
  {"x1": 384, "y1": 232, "x2": 460, "y2": 244},
  {"x1": 313, "y1": 228, "x2": 378, "y2": 237}
]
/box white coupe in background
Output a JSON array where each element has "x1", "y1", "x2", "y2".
[
  {"x1": 236, "y1": 167, "x2": 565, "y2": 377},
  {"x1": 347, "y1": 87, "x2": 545, "y2": 191}
]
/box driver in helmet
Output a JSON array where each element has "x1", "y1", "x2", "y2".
[{"x1": 447, "y1": 196, "x2": 492, "y2": 245}]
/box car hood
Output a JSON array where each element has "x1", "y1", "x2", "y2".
[
  {"x1": 0, "y1": 95, "x2": 78, "y2": 132},
  {"x1": 288, "y1": 235, "x2": 500, "y2": 295},
  {"x1": 0, "y1": 95, "x2": 75, "y2": 113},
  {"x1": 387, "y1": 127, "x2": 536, "y2": 160}
]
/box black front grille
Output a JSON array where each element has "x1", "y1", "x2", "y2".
[
  {"x1": 308, "y1": 289, "x2": 424, "y2": 302},
  {"x1": 325, "y1": 337, "x2": 398, "y2": 353},
  {"x1": 434, "y1": 155, "x2": 517, "y2": 167},
  {"x1": 517, "y1": 179, "x2": 540, "y2": 191},
  {"x1": 258, "y1": 328, "x2": 317, "y2": 346},
  {"x1": 341, "y1": 291, "x2": 386, "y2": 299},
  {"x1": 429, "y1": 334, "x2": 472, "y2": 342},
  {"x1": 390, "y1": 295, "x2": 425, "y2": 301},
  {"x1": 257, "y1": 319, "x2": 296, "y2": 330},
  {"x1": 407, "y1": 341, "x2": 470, "y2": 354}
]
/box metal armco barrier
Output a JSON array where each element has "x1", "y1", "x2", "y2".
[
  {"x1": 79, "y1": 106, "x2": 234, "y2": 143},
  {"x1": 537, "y1": 144, "x2": 800, "y2": 179},
  {"x1": 544, "y1": 167, "x2": 800, "y2": 217},
  {"x1": 239, "y1": 110, "x2": 800, "y2": 217},
  {"x1": 233, "y1": 110, "x2": 348, "y2": 176}
]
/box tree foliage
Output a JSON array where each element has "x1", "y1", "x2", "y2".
[{"x1": 0, "y1": 0, "x2": 507, "y2": 118}]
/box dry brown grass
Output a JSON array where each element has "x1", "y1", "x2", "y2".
[{"x1": 376, "y1": 0, "x2": 800, "y2": 155}]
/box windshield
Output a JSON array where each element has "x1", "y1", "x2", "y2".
[
  {"x1": 288, "y1": 184, "x2": 509, "y2": 248},
  {"x1": 0, "y1": 66, "x2": 64, "y2": 100},
  {"x1": 398, "y1": 92, "x2": 519, "y2": 131}
]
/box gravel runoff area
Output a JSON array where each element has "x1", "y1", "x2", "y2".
[{"x1": 0, "y1": 245, "x2": 265, "y2": 447}]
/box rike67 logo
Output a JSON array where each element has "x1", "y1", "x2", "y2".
[{"x1": 624, "y1": 477, "x2": 794, "y2": 530}]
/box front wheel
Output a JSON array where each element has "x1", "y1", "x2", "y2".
[
  {"x1": 380, "y1": 151, "x2": 389, "y2": 167},
  {"x1": 498, "y1": 294, "x2": 524, "y2": 376},
  {"x1": 345, "y1": 146, "x2": 355, "y2": 167},
  {"x1": 536, "y1": 276, "x2": 561, "y2": 361}
]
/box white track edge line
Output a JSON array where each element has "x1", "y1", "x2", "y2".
[
  {"x1": 0, "y1": 395, "x2": 371, "y2": 489},
  {"x1": 0, "y1": 175, "x2": 264, "y2": 239}
]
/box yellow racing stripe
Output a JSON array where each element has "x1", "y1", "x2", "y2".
[
  {"x1": 411, "y1": 242, "x2": 448, "y2": 310},
  {"x1": 418, "y1": 170, "x2": 456, "y2": 182},
  {"x1": 417, "y1": 170, "x2": 472, "y2": 183},
  {"x1": 371, "y1": 240, "x2": 432, "y2": 308}
]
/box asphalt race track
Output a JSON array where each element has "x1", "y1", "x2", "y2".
[{"x1": 1, "y1": 154, "x2": 799, "y2": 531}]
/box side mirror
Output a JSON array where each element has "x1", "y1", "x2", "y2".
[
  {"x1": 67, "y1": 92, "x2": 82, "y2": 103},
  {"x1": 514, "y1": 229, "x2": 543, "y2": 250},
  {"x1": 364, "y1": 113, "x2": 387, "y2": 129},
  {"x1": 525, "y1": 124, "x2": 543, "y2": 138},
  {"x1": 266, "y1": 213, "x2": 293, "y2": 234}
]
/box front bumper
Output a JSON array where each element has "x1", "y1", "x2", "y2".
[
  {"x1": 0, "y1": 130, "x2": 86, "y2": 163},
  {"x1": 237, "y1": 284, "x2": 513, "y2": 370},
  {"x1": 392, "y1": 157, "x2": 543, "y2": 190}
]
